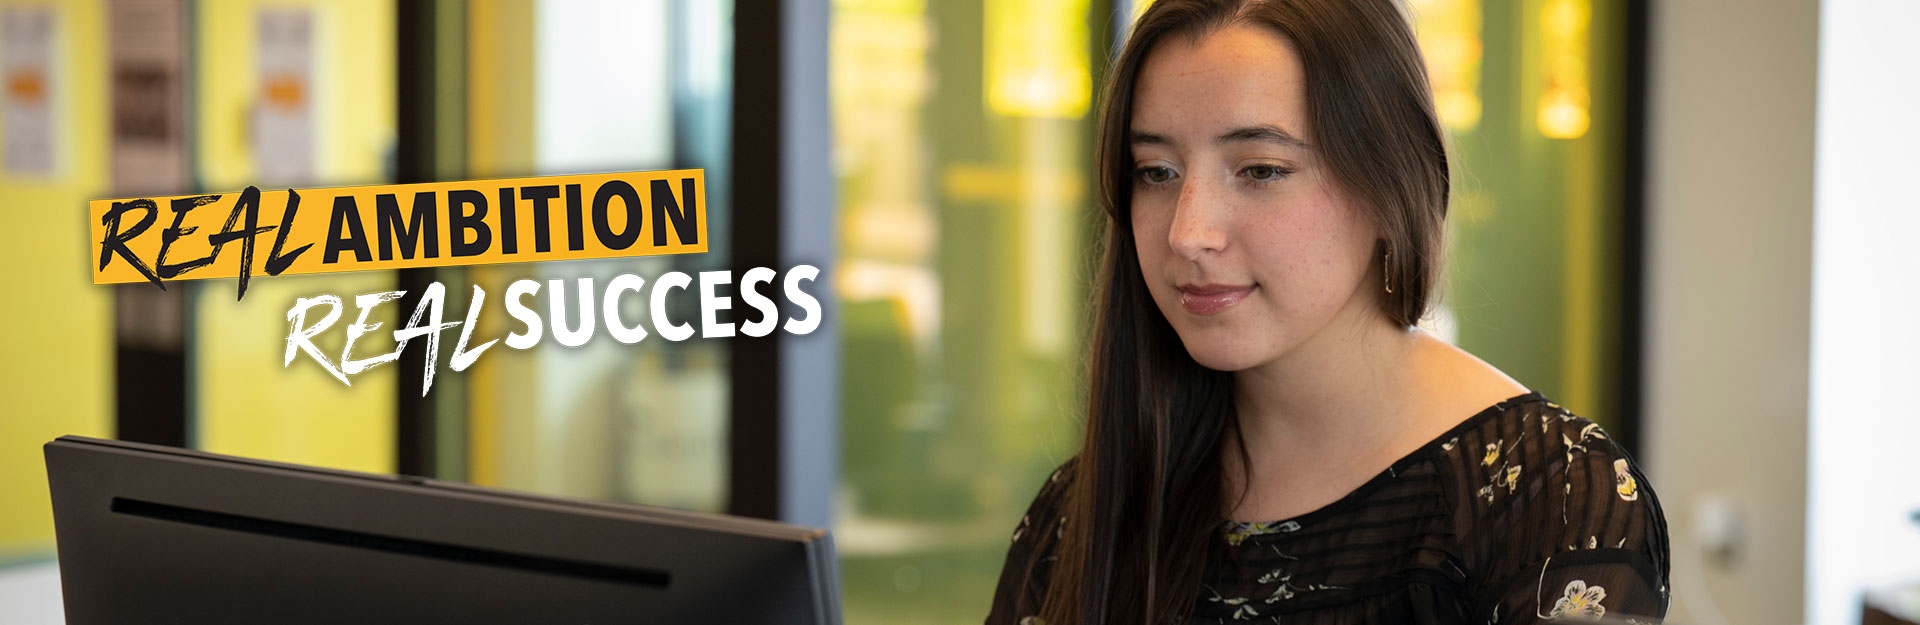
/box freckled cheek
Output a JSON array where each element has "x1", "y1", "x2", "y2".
[
  {"x1": 1130, "y1": 207, "x2": 1175, "y2": 265},
  {"x1": 1245, "y1": 203, "x2": 1355, "y2": 296}
]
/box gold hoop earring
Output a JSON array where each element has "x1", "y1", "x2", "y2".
[{"x1": 1383, "y1": 245, "x2": 1394, "y2": 294}]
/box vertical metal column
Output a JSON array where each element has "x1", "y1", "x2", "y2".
[
  {"x1": 728, "y1": 0, "x2": 839, "y2": 527},
  {"x1": 1616, "y1": 0, "x2": 1650, "y2": 457},
  {"x1": 394, "y1": 0, "x2": 467, "y2": 479}
]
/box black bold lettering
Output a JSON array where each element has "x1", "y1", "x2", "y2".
[
  {"x1": 377, "y1": 191, "x2": 439, "y2": 260},
  {"x1": 522, "y1": 185, "x2": 559, "y2": 254},
  {"x1": 205, "y1": 187, "x2": 279, "y2": 300},
  {"x1": 155, "y1": 194, "x2": 221, "y2": 278},
  {"x1": 564, "y1": 183, "x2": 585, "y2": 251},
  {"x1": 651, "y1": 177, "x2": 699, "y2": 246},
  {"x1": 97, "y1": 198, "x2": 163, "y2": 289},
  {"x1": 264, "y1": 188, "x2": 313, "y2": 276},
  {"x1": 592, "y1": 180, "x2": 642, "y2": 251},
  {"x1": 325, "y1": 195, "x2": 372, "y2": 264},
  {"x1": 497, "y1": 186, "x2": 518, "y2": 254},
  {"x1": 449, "y1": 189, "x2": 492, "y2": 257}
]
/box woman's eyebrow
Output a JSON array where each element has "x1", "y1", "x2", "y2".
[
  {"x1": 1129, "y1": 130, "x2": 1172, "y2": 147},
  {"x1": 1217, "y1": 124, "x2": 1310, "y2": 148},
  {"x1": 1127, "y1": 126, "x2": 1311, "y2": 150}
]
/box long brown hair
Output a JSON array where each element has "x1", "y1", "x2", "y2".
[{"x1": 1039, "y1": 1, "x2": 1451, "y2": 623}]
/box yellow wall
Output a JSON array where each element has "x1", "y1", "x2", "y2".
[
  {"x1": 191, "y1": 0, "x2": 397, "y2": 474},
  {"x1": 0, "y1": 0, "x2": 113, "y2": 561}
]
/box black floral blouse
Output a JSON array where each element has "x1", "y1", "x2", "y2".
[{"x1": 986, "y1": 393, "x2": 1670, "y2": 624}]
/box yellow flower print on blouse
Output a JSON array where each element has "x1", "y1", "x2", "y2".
[
  {"x1": 1613, "y1": 458, "x2": 1640, "y2": 501},
  {"x1": 1224, "y1": 520, "x2": 1301, "y2": 546},
  {"x1": 1503, "y1": 464, "x2": 1523, "y2": 494}
]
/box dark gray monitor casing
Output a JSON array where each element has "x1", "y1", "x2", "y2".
[{"x1": 45, "y1": 435, "x2": 840, "y2": 625}]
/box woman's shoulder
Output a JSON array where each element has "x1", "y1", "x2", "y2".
[
  {"x1": 1008, "y1": 459, "x2": 1076, "y2": 547},
  {"x1": 1432, "y1": 396, "x2": 1671, "y2": 617},
  {"x1": 987, "y1": 458, "x2": 1078, "y2": 625},
  {"x1": 1432, "y1": 395, "x2": 1658, "y2": 529}
]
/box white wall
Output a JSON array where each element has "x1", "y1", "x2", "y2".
[
  {"x1": 0, "y1": 561, "x2": 61, "y2": 625},
  {"x1": 534, "y1": 0, "x2": 672, "y2": 175},
  {"x1": 1644, "y1": 2, "x2": 1819, "y2": 625},
  {"x1": 1807, "y1": 1, "x2": 1920, "y2": 624}
]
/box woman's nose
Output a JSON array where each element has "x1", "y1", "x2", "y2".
[{"x1": 1168, "y1": 176, "x2": 1229, "y2": 260}]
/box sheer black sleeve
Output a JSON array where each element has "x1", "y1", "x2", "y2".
[
  {"x1": 985, "y1": 460, "x2": 1075, "y2": 625},
  {"x1": 1459, "y1": 406, "x2": 1671, "y2": 624}
]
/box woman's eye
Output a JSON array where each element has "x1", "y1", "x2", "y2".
[
  {"x1": 1135, "y1": 166, "x2": 1175, "y2": 185},
  {"x1": 1243, "y1": 164, "x2": 1291, "y2": 181}
]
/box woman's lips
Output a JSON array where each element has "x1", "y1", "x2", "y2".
[{"x1": 1179, "y1": 284, "x2": 1254, "y2": 315}]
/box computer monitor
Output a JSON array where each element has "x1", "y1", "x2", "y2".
[{"x1": 45, "y1": 435, "x2": 841, "y2": 625}]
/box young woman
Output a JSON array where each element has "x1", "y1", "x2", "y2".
[{"x1": 985, "y1": 1, "x2": 1669, "y2": 624}]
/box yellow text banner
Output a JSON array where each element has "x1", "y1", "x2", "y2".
[{"x1": 90, "y1": 169, "x2": 708, "y2": 298}]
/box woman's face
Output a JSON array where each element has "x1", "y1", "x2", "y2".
[{"x1": 1129, "y1": 24, "x2": 1381, "y2": 373}]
